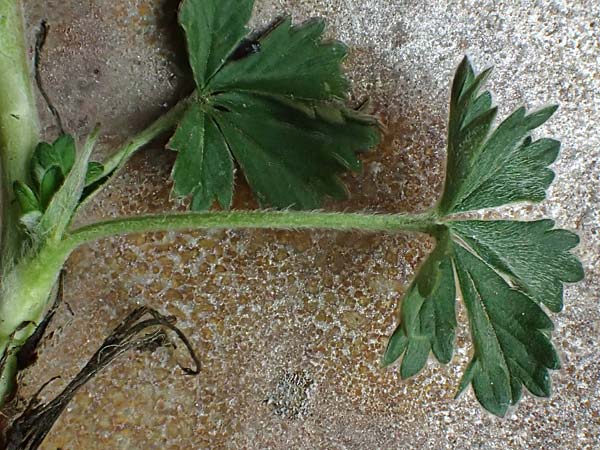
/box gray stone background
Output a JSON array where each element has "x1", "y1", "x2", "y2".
[{"x1": 15, "y1": 0, "x2": 599, "y2": 448}]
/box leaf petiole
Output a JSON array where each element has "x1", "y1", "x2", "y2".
[
  {"x1": 64, "y1": 210, "x2": 439, "y2": 252},
  {"x1": 99, "y1": 98, "x2": 192, "y2": 178}
]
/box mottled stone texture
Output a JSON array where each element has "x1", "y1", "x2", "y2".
[{"x1": 11, "y1": 0, "x2": 599, "y2": 449}]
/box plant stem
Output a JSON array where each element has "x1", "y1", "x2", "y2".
[
  {"x1": 3, "y1": 210, "x2": 434, "y2": 344},
  {"x1": 64, "y1": 210, "x2": 438, "y2": 250},
  {"x1": 0, "y1": 0, "x2": 41, "y2": 267},
  {"x1": 101, "y1": 97, "x2": 190, "y2": 176},
  {"x1": 0, "y1": 242, "x2": 71, "y2": 405}
]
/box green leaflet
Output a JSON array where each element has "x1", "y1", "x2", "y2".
[
  {"x1": 170, "y1": 103, "x2": 234, "y2": 210},
  {"x1": 168, "y1": 0, "x2": 380, "y2": 210},
  {"x1": 439, "y1": 57, "x2": 560, "y2": 215},
  {"x1": 383, "y1": 231, "x2": 456, "y2": 374},
  {"x1": 450, "y1": 220, "x2": 583, "y2": 312},
  {"x1": 206, "y1": 17, "x2": 350, "y2": 100},
  {"x1": 13, "y1": 135, "x2": 77, "y2": 235},
  {"x1": 84, "y1": 161, "x2": 106, "y2": 186},
  {"x1": 39, "y1": 166, "x2": 62, "y2": 209},
  {"x1": 13, "y1": 180, "x2": 40, "y2": 214},
  {"x1": 179, "y1": 0, "x2": 253, "y2": 88},
  {"x1": 211, "y1": 92, "x2": 377, "y2": 208},
  {"x1": 453, "y1": 244, "x2": 560, "y2": 416},
  {"x1": 30, "y1": 135, "x2": 76, "y2": 209},
  {"x1": 383, "y1": 58, "x2": 583, "y2": 417},
  {"x1": 31, "y1": 134, "x2": 76, "y2": 188}
]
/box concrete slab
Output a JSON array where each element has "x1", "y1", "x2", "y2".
[{"x1": 13, "y1": 0, "x2": 599, "y2": 448}]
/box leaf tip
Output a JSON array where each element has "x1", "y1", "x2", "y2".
[
  {"x1": 525, "y1": 104, "x2": 559, "y2": 129},
  {"x1": 381, "y1": 326, "x2": 408, "y2": 368}
]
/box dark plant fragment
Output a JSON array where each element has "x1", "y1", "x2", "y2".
[{"x1": 3, "y1": 307, "x2": 200, "y2": 450}]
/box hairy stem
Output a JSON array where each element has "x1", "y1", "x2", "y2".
[
  {"x1": 100, "y1": 98, "x2": 190, "y2": 176},
  {"x1": 65, "y1": 210, "x2": 438, "y2": 251},
  {"x1": 0, "y1": 0, "x2": 41, "y2": 267},
  {"x1": 0, "y1": 242, "x2": 70, "y2": 405},
  {"x1": 74, "y1": 97, "x2": 191, "y2": 213}
]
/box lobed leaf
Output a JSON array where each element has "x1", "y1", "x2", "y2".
[
  {"x1": 384, "y1": 58, "x2": 583, "y2": 416},
  {"x1": 211, "y1": 92, "x2": 378, "y2": 208},
  {"x1": 207, "y1": 17, "x2": 350, "y2": 101},
  {"x1": 30, "y1": 134, "x2": 75, "y2": 188},
  {"x1": 453, "y1": 244, "x2": 560, "y2": 416},
  {"x1": 15, "y1": 132, "x2": 108, "y2": 239},
  {"x1": 168, "y1": 103, "x2": 234, "y2": 210},
  {"x1": 383, "y1": 231, "x2": 457, "y2": 372},
  {"x1": 28, "y1": 134, "x2": 77, "y2": 211},
  {"x1": 384, "y1": 219, "x2": 581, "y2": 416},
  {"x1": 449, "y1": 220, "x2": 583, "y2": 312},
  {"x1": 171, "y1": 1, "x2": 381, "y2": 210}
]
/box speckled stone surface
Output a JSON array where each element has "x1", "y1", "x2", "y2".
[{"x1": 11, "y1": 0, "x2": 599, "y2": 449}]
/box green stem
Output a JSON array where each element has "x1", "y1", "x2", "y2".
[
  {"x1": 8, "y1": 210, "x2": 435, "y2": 335},
  {"x1": 74, "y1": 96, "x2": 190, "y2": 213},
  {"x1": 0, "y1": 242, "x2": 71, "y2": 404},
  {"x1": 100, "y1": 97, "x2": 190, "y2": 176},
  {"x1": 65, "y1": 210, "x2": 438, "y2": 250},
  {"x1": 0, "y1": 0, "x2": 41, "y2": 267}
]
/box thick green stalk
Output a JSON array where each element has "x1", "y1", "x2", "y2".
[
  {"x1": 0, "y1": 242, "x2": 71, "y2": 404},
  {"x1": 0, "y1": 243, "x2": 71, "y2": 338},
  {"x1": 0, "y1": 0, "x2": 41, "y2": 267},
  {"x1": 64, "y1": 210, "x2": 438, "y2": 250},
  {"x1": 0, "y1": 0, "x2": 41, "y2": 409}
]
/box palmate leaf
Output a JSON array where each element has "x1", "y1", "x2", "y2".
[
  {"x1": 384, "y1": 57, "x2": 583, "y2": 417},
  {"x1": 169, "y1": 0, "x2": 380, "y2": 210}
]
